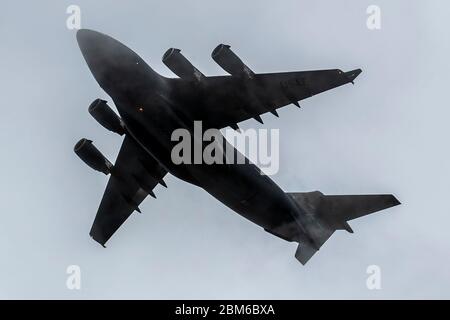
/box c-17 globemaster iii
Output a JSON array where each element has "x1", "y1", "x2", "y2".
[{"x1": 74, "y1": 29, "x2": 400, "y2": 264}]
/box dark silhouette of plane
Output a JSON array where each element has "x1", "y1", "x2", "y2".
[{"x1": 74, "y1": 29, "x2": 400, "y2": 264}]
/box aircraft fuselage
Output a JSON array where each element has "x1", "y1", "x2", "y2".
[{"x1": 75, "y1": 29, "x2": 400, "y2": 264}]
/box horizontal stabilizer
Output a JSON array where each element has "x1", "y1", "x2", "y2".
[
  {"x1": 289, "y1": 191, "x2": 400, "y2": 227},
  {"x1": 319, "y1": 194, "x2": 401, "y2": 223}
]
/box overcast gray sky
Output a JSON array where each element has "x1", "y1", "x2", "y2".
[{"x1": 1, "y1": 0, "x2": 449, "y2": 299}]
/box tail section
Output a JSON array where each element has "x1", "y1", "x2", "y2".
[{"x1": 288, "y1": 192, "x2": 400, "y2": 265}]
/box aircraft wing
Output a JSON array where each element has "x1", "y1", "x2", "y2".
[
  {"x1": 195, "y1": 69, "x2": 361, "y2": 129},
  {"x1": 89, "y1": 136, "x2": 167, "y2": 246}
]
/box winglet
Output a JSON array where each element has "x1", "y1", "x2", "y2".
[{"x1": 345, "y1": 69, "x2": 362, "y2": 84}]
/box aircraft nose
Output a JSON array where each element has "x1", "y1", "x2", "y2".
[
  {"x1": 76, "y1": 29, "x2": 100, "y2": 52},
  {"x1": 76, "y1": 29, "x2": 91, "y2": 44},
  {"x1": 76, "y1": 29, "x2": 154, "y2": 97},
  {"x1": 76, "y1": 29, "x2": 110, "y2": 64},
  {"x1": 76, "y1": 29, "x2": 122, "y2": 86}
]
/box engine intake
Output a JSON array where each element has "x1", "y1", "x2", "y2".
[
  {"x1": 74, "y1": 138, "x2": 112, "y2": 175},
  {"x1": 212, "y1": 44, "x2": 254, "y2": 79},
  {"x1": 88, "y1": 99, "x2": 125, "y2": 135},
  {"x1": 162, "y1": 48, "x2": 204, "y2": 82}
]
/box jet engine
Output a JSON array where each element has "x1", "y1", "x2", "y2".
[
  {"x1": 88, "y1": 99, "x2": 125, "y2": 135},
  {"x1": 212, "y1": 44, "x2": 254, "y2": 79},
  {"x1": 74, "y1": 138, "x2": 112, "y2": 175},
  {"x1": 162, "y1": 48, "x2": 204, "y2": 82}
]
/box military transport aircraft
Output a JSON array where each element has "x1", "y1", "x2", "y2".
[{"x1": 74, "y1": 29, "x2": 400, "y2": 264}]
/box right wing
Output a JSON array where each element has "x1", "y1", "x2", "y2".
[{"x1": 90, "y1": 136, "x2": 167, "y2": 246}]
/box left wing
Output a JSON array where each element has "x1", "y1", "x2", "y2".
[
  {"x1": 90, "y1": 136, "x2": 167, "y2": 246},
  {"x1": 165, "y1": 45, "x2": 361, "y2": 130},
  {"x1": 194, "y1": 68, "x2": 361, "y2": 130}
]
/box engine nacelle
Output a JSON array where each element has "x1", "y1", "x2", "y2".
[
  {"x1": 88, "y1": 99, "x2": 125, "y2": 135},
  {"x1": 74, "y1": 138, "x2": 112, "y2": 175},
  {"x1": 212, "y1": 44, "x2": 254, "y2": 79},
  {"x1": 162, "y1": 48, "x2": 204, "y2": 82}
]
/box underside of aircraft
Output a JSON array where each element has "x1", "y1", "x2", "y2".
[{"x1": 74, "y1": 29, "x2": 400, "y2": 264}]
